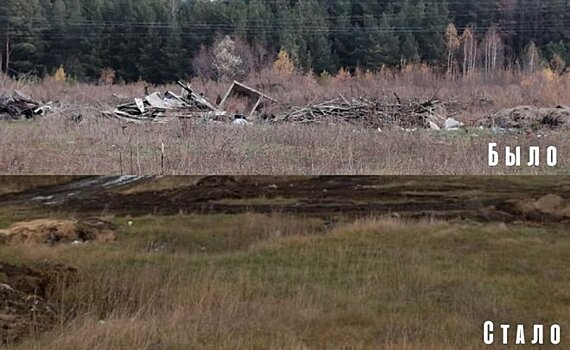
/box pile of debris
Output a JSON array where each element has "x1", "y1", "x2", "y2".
[
  {"x1": 109, "y1": 81, "x2": 468, "y2": 130},
  {"x1": 0, "y1": 218, "x2": 117, "y2": 246},
  {"x1": 111, "y1": 81, "x2": 226, "y2": 123},
  {"x1": 110, "y1": 80, "x2": 278, "y2": 124},
  {"x1": 478, "y1": 105, "x2": 570, "y2": 131},
  {"x1": 274, "y1": 94, "x2": 462, "y2": 130},
  {"x1": 0, "y1": 91, "x2": 52, "y2": 120}
]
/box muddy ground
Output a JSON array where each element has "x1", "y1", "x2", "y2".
[{"x1": 1, "y1": 176, "x2": 570, "y2": 224}]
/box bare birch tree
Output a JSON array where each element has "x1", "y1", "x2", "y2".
[
  {"x1": 523, "y1": 41, "x2": 541, "y2": 74},
  {"x1": 461, "y1": 26, "x2": 477, "y2": 77},
  {"x1": 483, "y1": 25, "x2": 503, "y2": 77}
]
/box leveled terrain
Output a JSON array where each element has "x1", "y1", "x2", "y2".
[{"x1": 0, "y1": 176, "x2": 569, "y2": 349}]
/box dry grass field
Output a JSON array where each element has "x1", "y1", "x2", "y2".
[
  {"x1": 1, "y1": 69, "x2": 569, "y2": 175},
  {"x1": 1, "y1": 176, "x2": 569, "y2": 349},
  {"x1": 2, "y1": 215, "x2": 569, "y2": 350}
]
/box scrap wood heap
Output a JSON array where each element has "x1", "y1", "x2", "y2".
[
  {"x1": 110, "y1": 81, "x2": 460, "y2": 130},
  {"x1": 111, "y1": 81, "x2": 226, "y2": 123},
  {"x1": 0, "y1": 91, "x2": 52, "y2": 120},
  {"x1": 276, "y1": 94, "x2": 452, "y2": 130}
]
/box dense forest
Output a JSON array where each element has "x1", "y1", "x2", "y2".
[{"x1": 0, "y1": 0, "x2": 569, "y2": 83}]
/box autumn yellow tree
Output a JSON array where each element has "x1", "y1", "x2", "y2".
[
  {"x1": 273, "y1": 48, "x2": 295, "y2": 76},
  {"x1": 335, "y1": 67, "x2": 351, "y2": 80},
  {"x1": 54, "y1": 65, "x2": 67, "y2": 82},
  {"x1": 444, "y1": 23, "x2": 460, "y2": 75}
]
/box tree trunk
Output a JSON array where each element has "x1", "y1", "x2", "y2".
[{"x1": 1, "y1": 36, "x2": 8, "y2": 74}]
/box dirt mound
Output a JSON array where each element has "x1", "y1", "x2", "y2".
[
  {"x1": 479, "y1": 105, "x2": 570, "y2": 130},
  {"x1": 503, "y1": 194, "x2": 570, "y2": 221},
  {"x1": 0, "y1": 262, "x2": 76, "y2": 345},
  {"x1": 0, "y1": 218, "x2": 117, "y2": 246}
]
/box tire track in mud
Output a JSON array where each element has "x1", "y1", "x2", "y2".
[{"x1": 1, "y1": 176, "x2": 568, "y2": 224}]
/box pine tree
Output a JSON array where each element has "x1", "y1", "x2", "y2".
[
  {"x1": 0, "y1": 1, "x2": 9, "y2": 74},
  {"x1": 42, "y1": 0, "x2": 87, "y2": 78},
  {"x1": 76, "y1": 0, "x2": 105, "y2": 80},
  {"x1": 245, "y1": 0, "x2": 272, "y2": 48},
  {"x1": 362, "y1": 14, "x2": 399, "y2": 70},
  {"x1": 275, "y1": 6, "x2": 301, "y2": 69},
  {"x1": 3, "y1": 0, "x2": 46, "y2": 75},
  {"x1": 325, "y1": 0, "x2": 352, "y2": 72},
  {"x1": 163, "y1": 22, "x2": 187, "y2": 82},
  {"x1": 400, "y1": 33, "x2": 420, "y2": 66},
  {"x1": 416, "y1": 0, "x2": 449, "y2": 68},
  {"x1": 0, "y1": 0, "x2": 568, "y2": 82},
  {"x1": 297, "y1": 0, "x2": 334, "y2": 73},
  {"x1": 392, "y1": 0, "x2": 419, "y2": 66}
]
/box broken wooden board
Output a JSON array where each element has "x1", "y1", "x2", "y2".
[
  {"x1": 176, "y1": 81, "x2": 220, "y2": 111},
  {"x1": 145, "y1": 92, "x2": 170, "y2": 109},
  {"x1": 218, "y1": 80, "x2": 278, "y2": 118},
  {"x1": 135, "y1": 98, "x2": 145, "y2": 113}
]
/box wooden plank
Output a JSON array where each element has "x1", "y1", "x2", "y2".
[
  {"x1": 135, "y1": 98, "x2": 145, "y2": 113},
  {"x1": 177, "y1": 81, "x2": 219, "y2": 111},
  {"x1": 218, "y1": 81, "x2": 235, "y2": 109},
  {"x1": 231, "y1": 81, "x2": 277, "y2": 103},
  {"x1": 248, "y1": 97, "x2": 263, "y2": 118}
]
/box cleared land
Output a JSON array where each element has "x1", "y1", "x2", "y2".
[
  {"x1": 1, "y1": 176, "x2": 569, "y2": 349},
  {"x1": 1, "y1": 71, "x2": 569, "y2": 175}
]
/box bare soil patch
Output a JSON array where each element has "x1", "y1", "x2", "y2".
[
  {"x1": 3, "y1": 176, "x2": 569, "y2": 225},
  {"x1": 0, "y1": 218, "x2": 117, "y2": 246}
]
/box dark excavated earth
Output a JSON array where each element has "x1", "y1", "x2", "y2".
[{"x1": 1, "y1": 176, "x2": 569, "y2": 225}]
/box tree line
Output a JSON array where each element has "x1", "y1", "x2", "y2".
[{"x1": 0, "y1": 0, "x2": 569, "y2": 84}]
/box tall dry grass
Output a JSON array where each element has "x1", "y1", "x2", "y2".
[
  {"x1": 3, "y1": 215, "x2": 569, "y2": 349},
  {"x1": 4, "y1": 66, "x2": 570, "y2": 115},
  {"x1": 1, "y1": 68, "x2": 569, "y2": 175},
  {"x1": 0, "y1": 118, "x2": 567, "y2": 175}
]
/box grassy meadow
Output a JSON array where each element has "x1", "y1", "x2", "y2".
[{"x1": 1, "y1": 211, "x2": 569, "y2": 349}]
